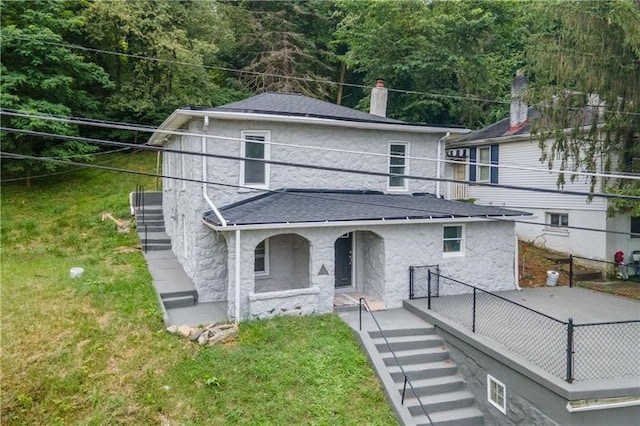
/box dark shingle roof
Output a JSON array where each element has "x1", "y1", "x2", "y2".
[
  {"x1": 455, "y1": 107, "x2": 540, "y2": 143},
  {"x1": 203, "y1": 189, "x2": 531, "y2": 227},
  {"x1": 194, "y1": 92, "x2": 461, "y2": 128}
]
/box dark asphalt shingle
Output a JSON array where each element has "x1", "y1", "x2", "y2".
[{"x1": 203, "y1": 189, "x2": 531, "y2": 227}]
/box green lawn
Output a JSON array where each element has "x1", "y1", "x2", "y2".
[{"x1": 1, "y1": 152, "x2": 396, "y2": 425}]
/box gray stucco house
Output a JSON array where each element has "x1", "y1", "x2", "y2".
[{"x1": 148, "y1": 88, "x2": 530, "y2": 321}]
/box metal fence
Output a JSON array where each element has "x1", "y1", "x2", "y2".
[
  {"x1": 570, "y1": 254, "x2": 640, "y2": 286},
  {"x1": 409, "y1": 268, "x2": 640, "y2": 383}
]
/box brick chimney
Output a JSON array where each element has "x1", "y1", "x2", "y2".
[
  {"x1": 370, "y1": 79, "x2": 388, "y2": 117},
  {"x1": 509, "y1": 71, "x2": 528, "y2": 131}
]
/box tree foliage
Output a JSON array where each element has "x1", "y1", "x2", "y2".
[
  {"x1": 1, "y1": 0, "x2": 112, "y2": 185},
  {"x1": 334, "y1": 0, "x2": 530, "y2": 127},
  {"x1": 525, "y1": 0, "x2": 640, "y2": 215},
  {"x1": 83, "y1": 0, "x2": 244, "y2": 126}
]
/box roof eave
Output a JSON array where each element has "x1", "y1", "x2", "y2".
[
  {"x1": 202, "y1": 214, "x2": 528, "y2": 232},
  {"x1": 148, "y1": 109, "x2": 470, "y2": 145}
]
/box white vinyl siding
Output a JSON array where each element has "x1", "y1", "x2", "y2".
[
  {"x1": 388, "y1": 142, "x2": 409, "y2": 190},
  {"x1": 241, "y1": 131, "x2": 270, "y2": 187},
  {"x1": 465, "y1": 140, "x2": 607, "y2": 211}
]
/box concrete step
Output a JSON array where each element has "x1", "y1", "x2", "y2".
[
  {"x1": 373, "y1": 334, "x2": 444, "y2": 352},
  {"x1": 143, "y1": 243, "x2": 172, "y2": 251},
  {"x1": 137, "y1": 225, "x2": 165, "y2": 233},
  {"x1": 382, "y1": 345, "x2": 449, "y2": 366},
  {"x1": 369, "y1": 327, "x2": 435, "y2": 339},
  {"x1": 161, "y1": 290, "x2": 198, "y2": 302},
  {"x1": 388, "y1": 360, "x2": 458, "y2": 382},
  {"x1": 425, "y1": 406, "x2": 484, "y2": 426},
  {"x1": 136, "y1": 214, "x2": 164, "y2": 222},
  {"x1": 163, "y1": 295, "x2": 196, "y2": 309},
  {"x1": 402, "y1": 389, "x2": 476, "y2": 414},
  {"x1": 404, "y1": 375, "x2": 466, "y2": 397}
]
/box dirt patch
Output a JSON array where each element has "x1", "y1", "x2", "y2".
[{"x1": 519, "y1": 241, "x2": 640, "y2": 300}]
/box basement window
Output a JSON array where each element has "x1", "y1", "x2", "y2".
[{"x1": 487, "y1": 374, "x2": 506, "y2": 414}]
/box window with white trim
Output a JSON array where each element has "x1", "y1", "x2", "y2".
[
  {"x1": 388, "y1": 142, "x2": 409, "y2": 190},
  {"x1": 477, "y1": 146, "x2": 490, "y2": 182},
  {"x1": 241, "y1": 131, "x2": 270, "y2": 187},
  {"x1": 443, "y1": 225, "x2": 464, "y2": 255},
  {"x1": 254, "y1": 239, "x2": 269, "y2": 275},
  {"x1": 547, "y1": 212, "x2": 568, "y2": 228},
  {"x1": 631, "y1": 217, "x2": 640, "y2": 238},
  {"x1": 487, "y1": 375, "x2": 506, "y2": 414}
]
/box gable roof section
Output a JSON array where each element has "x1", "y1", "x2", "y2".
[
  {"x1": 206, "y1": 92, "x2": 406, "y2": 125},
  {"x1": 149, "y1": 92, "x2": 469, "y2": 145},
  {"x1": 450, "y1": 107, "x2": 540, "y2": 147},
  {"x1": 203, "y1": 189, "x2": 531, "y2": 229}
]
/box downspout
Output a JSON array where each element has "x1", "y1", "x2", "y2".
[
  {"x1": 202, "y1": 116, "x2": 227, "y2": 226},
  {"x1": 514, "y1": 234, "x2": 522, "y2": 291},
  {"x1": 436, "y1": 132, "x2": 450, "y2": 198},
  {"x1": 235, "y1": 229, "x2": 241, "y2": 323}
]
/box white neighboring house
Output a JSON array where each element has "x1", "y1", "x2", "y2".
[
  {"x1": 444, "y1": 75, "x2": 639, "y2": 262},
  {"x1": 148, "y1": 87, "x2": 531, "y2": 321}
]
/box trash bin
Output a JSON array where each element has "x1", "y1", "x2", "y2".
[{"x1": 546, "y1": 270, "x2": 559, "y2": 286}]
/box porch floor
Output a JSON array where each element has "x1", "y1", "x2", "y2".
[{"x1": 334, "y1": 291, "x2": 385, "y2": 311}]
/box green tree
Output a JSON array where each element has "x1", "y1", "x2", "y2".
[
  {"x1": 227, "y1": 0, "x2": 339, "y2": 99},
  {"x1": 525, "y1": 0, "x2": 640, "y2": 215},
  {"x1": 334, "y1": 0, "x2": 530, "y2": 127},
  {"x1": 1, "y1": 0, "x2": 113, "y2": 186},
  {"x1": 83, "y1": 0, "x2": 243, "y2": 128}
]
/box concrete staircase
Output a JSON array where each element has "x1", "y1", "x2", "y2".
[
  {"x1": 133, "y1": 192, "x2": 171, "y2": 252},
  {"x1": 369, "y1": 327, "x2": 483, "y2": 426},
  {"x1": 132, "y1": 191, "x2": 198, "y2": 309}
]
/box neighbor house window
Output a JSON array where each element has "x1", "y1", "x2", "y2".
[
  {"x1": 443, "y1": 225, "x2": 464, "y2": 255},
  {"x1": 547, "y1": 212, "x2": 569, "y2": 228},
  {"x1": 631, "y1": 217, "x2": 640, "y2": 238},
  {"x1": 477, "y1": 146, "x2": 490, "y2": 182},
  {"x1": 487, "y1": 375, "x2": 506, "y2": 414},
  {"x1": 254, "y1": 239, "x2": 269, "y2": 275},
  {"x1": 388, "y1": 142, "x2": 409, "y2": 190},
  {"x1": 241, "y1": 131, "x2": 270, "y2": 187}
]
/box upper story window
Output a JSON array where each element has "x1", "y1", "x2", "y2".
[
  {"x1": 477, "y1": 147, "x2": 491, "y2": 182},
  {"x1": 469, "y1": 145, "x2": 498, "y2": 184},
  {"x1": 388, "y1": 142, "x2": 409, "y2": 190},
  {"x1": 443, "y1": 225, "x2": 465, "y2": 256},
  {"x1": 241, "y1": 131, "x2": 270, "y2": 187}
]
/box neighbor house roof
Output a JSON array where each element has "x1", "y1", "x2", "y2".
[
  {"x1": 203, "y1": 189, "x2": 531, "y2": 229},
  {"x1": 149, "y1": 92, "x2": 469, "y2": 145},
  {"x1": 448, "y1": 107, "x2": 540, "y2": 147}
]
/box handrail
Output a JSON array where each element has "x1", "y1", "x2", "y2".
[
  {"x1": 135, "y1": 184, "x2": 148, "y2": 253},
  {"x1": 359, "y1": 298, "x2": 434, "y2": 425}
]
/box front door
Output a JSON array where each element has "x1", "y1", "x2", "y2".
[{"x1": 334, "y1": 232, "x2": 353, "y2": 287}]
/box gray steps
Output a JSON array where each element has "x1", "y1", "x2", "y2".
[
  {"x1": 367, "y1": 328, "x2": 483, "y2": 425},
  {"x1": 162, "y1": 294, "x2": 197, "y2": 309}
]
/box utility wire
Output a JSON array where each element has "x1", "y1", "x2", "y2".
[
  {"x1": 2, "y1": 150, "x2": 637, "y2": 238},
  {"x1": 4, "y1": 33, "x2": 640, "y2": 117},
  {"x1": 2, "y1": 127, "x2": 639, "y2": 202},
  {"x1": 3, "y1": 109, "x2": 638, "y2": 182}
]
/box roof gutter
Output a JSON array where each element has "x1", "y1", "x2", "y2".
[
  {"x1": 202, "y1": 215, "x2": 529, "y2": 232},
  {"x1": 436, "y1": 132, "x2": 450, "y2": 198},
  {"x1": 202, "y1": 116, "x2": 227, "y2": 227}
]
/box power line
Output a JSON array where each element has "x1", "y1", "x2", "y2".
[
  {"x1": 2, "y1": 150, "x2": 637, "y2": 238},
  {"x1": 4, "y1": 33, "x2": 639, "y2": 118},
  {"x1": 3, "y1": 109, "x2": 638, "y2": 182},
  {"x1": 2, "y1": 126, "x2": 639, "y2": 201}
]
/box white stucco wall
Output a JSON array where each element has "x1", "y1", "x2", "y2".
[{"x1": 220, "y1": 220, "x2": 516, "y2": 321}]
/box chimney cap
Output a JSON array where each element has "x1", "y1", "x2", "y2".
[{"x1": 375, "y1": 79, "x2": 385, "y2": 87}]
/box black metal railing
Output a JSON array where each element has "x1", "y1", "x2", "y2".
[
  {"x1": 409, "y1": 265, "x2": 439, "y2": 299},
  {"x1": 569, "y1": 254, "x2": 640, "y2": 287},
  {"x1": 134, "y1": 184, "x2": 148, "y2": 253},
  {"x1": 359, "y1": 298, "x2": 434, "y2": 425},
  {"x1": 409, "y1": 268, "x2": 640, "y2": 383}
]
